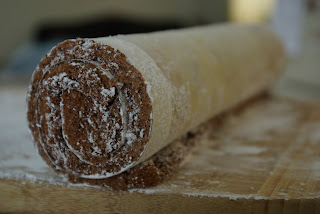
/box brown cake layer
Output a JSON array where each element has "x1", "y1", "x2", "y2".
[{"x1": 27, "y1": 39, "x2": 152, "y2": 178}]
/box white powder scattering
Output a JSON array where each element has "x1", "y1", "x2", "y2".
[
  {"x1": 2, "y1": 85, "x2": 320, "y2": 200},
  {"x1": 277, "y1": 192, "x2": 288, "y2": 196},
  {"x1": 207, "y1": 180, "x2": 221, "y2": 185},
  {"x1": 222, "y1": 145, "x2": 267, "y2": 155},
  {"x1": 109, "y1": 62, "x2": 119, "y2": 68},
  {"x1": 0, "y1": 87, "x2": 64, "y2": 185},
  {"x1": 92, "y1": 146, "x2": 102, "y2": 156},
  {"x1": 129, "y1": 188, "x2": 269, "y2": 200},
  {"x1": 229, "y1": 104, "x2": 298, "y2": 141},
  {"x1": 125, "y1": 132, "x2": 137, "y2": 145},
  {"x1": 139, "y1": 129, "x2": 144, "y2": 138},
  {"x1": 145, "y1": 81, "x2": 153, "y2": 102},
  {"x1": 311, "y1": 160, "x2": 320, "y2": 180},
  {"x1": 310, "y1": 130, "x2": 320, "y2": 143},
  {"x1": 101, "y1": 87, "x2": 115, "y2": 97},
  {"x1": 301, "y1": 122, "x2": 320, "y2": 143}
]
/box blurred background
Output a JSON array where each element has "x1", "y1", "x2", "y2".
[{"x1": 0, "y1": 0, "x2": 319, "y2": 99}]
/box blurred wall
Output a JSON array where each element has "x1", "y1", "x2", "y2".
[
  {"x1": 229, "y1": 0, "x2": 276, "y2": 22},
  {"x1": 0, "y1": 0, "x2": 227, "y2": 67}
]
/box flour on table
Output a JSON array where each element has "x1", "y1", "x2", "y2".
[{"x1": 1, "y1": 87, "x2": 320, "y2": 200}]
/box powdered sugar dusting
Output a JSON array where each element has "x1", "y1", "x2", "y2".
[
  {"x1": 145, "y1": 81, "x2": 153, "y2": 102},
  {"x1": 39, "y1": 59, "x2": 133, "y2": 178},
  {"x1": 3, "y1": 87, "x2": 320, "y2": 200},
  {"x1": 101, "y1": 87, "x2": 115, "y2": 97},
  {"x1": 0, "y1": 87, "x2": 66, "y2": 185},
  {"x1": 25, "y1": 39, "x2": 153, "y2": 179}
]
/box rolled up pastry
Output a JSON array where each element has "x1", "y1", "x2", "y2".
[{"x1": 27, "y1": 24, "x2": 285, "y2": 183}]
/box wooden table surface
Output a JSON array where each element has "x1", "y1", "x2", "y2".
[{"x1": 1, "y1": 86, "x2": 320, "y2": 214}]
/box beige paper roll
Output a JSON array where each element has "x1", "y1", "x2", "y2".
[{"x1": 27, "y1": 23, "x2": 285, "y2": 179}]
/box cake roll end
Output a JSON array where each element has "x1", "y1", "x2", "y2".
[{"x1": 26, "y1": 39, "x2": 153, "y2": 178}]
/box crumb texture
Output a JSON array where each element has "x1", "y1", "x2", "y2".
[{"x1": 27, "y1": 39, "x2": 152, "y2": 179}]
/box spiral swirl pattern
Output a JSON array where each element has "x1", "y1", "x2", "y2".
[{"x1": 27, "y1": 39, "x2": 152, "y2": 178}]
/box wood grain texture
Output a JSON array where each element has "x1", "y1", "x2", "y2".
[{"x1": 0, "y1": 86, "x2": 320, "y2": 213}]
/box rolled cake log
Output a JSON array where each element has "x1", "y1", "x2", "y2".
[{"x1": 27, "y1": 24, "x2": 285, "y2": 181}]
